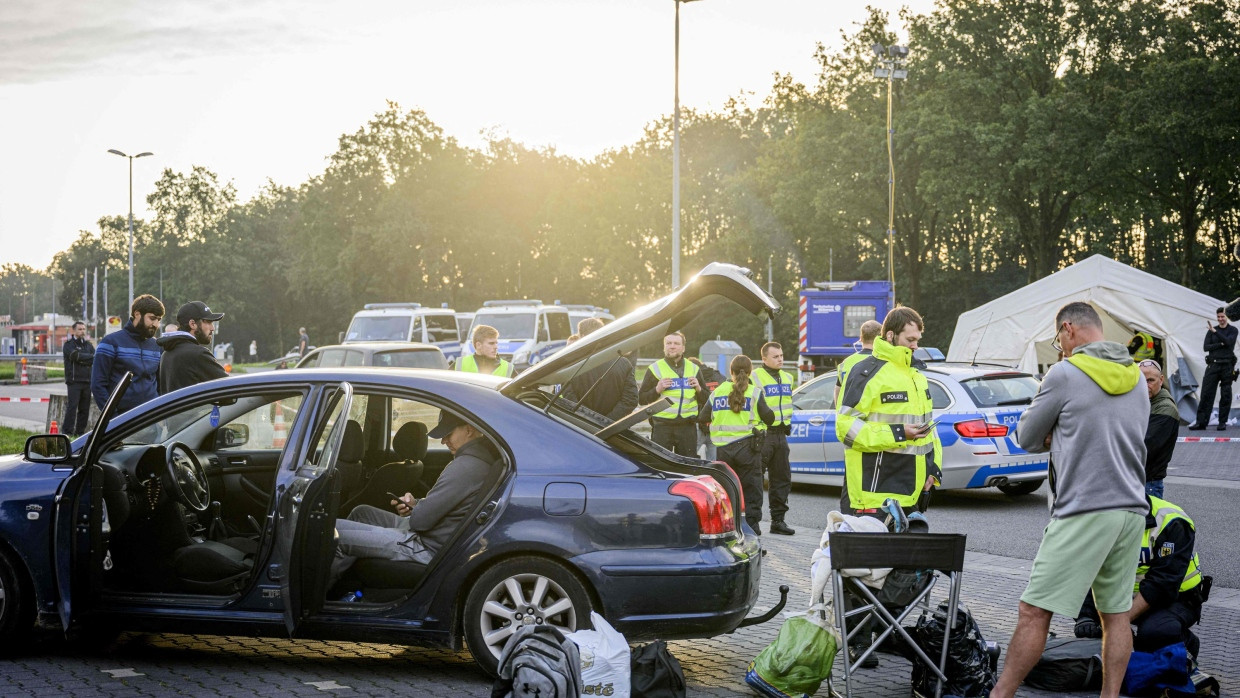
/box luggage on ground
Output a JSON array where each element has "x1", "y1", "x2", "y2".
[
  {"x1": 566, "y1": 611, "x2": 631, "y2": 697},
  {"x1": 745, "y1": 614, "x2": 838, "y2": 698},
  {"x1": 1023, "y1": 637, "x2": 1103, "y2": 692},
  {"x1": 491, "y1": 624, "x2": 583, "y2": 698},
  {"x1": 629, "y1": 639, "x2": 686, "y2": 698},
  {"x1": 908, "y1": 602, "x2": 997, "y2": 698}
]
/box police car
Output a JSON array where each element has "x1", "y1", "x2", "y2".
[{"x1": 788, "y1": 361, "x2": 1049, "y2": 495}]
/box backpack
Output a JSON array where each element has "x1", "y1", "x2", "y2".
[
  {"x1": 491, "y1": 624, "x2": 583, "y2": 698},
  {"x1": 909, "y1": 603, "x2": 997, "y2": 698},
  {"x1": 630, "y1": 640, "x2": 686, "y2": 698},
  {"x1": 1023, "y1": 637, "x2": 1103, "y2": 692}
]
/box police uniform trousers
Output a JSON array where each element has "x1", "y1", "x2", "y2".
[
  {"x1": 718, "y1": 437, "x2": 764, "y2": 529},
  {"x1": 1196, "y1": 361, "x2": 1235, "y2": 426},
  {"x1": 1080, "y1": 590, "x2": 1202, "y2": 656},
  {"x1": 762, "y1": 428, "x2": 791, "y2": 523},
  {"x1": 651, "y1": 419, "x2": 700, "y2": 457}
]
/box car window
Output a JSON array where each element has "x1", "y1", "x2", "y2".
[
  {"x1": 375, "y1": 349, "x2": 447, "y2": 369},
  {"x1": 843, "y1": 305, "x2": 876, "y2": 338},
  {"x1": 473, "y1": 312, "x2": 536, "y2": 341},
  {"x1": 390, "y1": 396, "x2": 448, "y2": 448},
  {"x1": 120, "y1": 392, "x2": 306, "y2": 449},
  {"x1": 537, "y1": 315, "x2": 550, "y2": 342},
  {"x1": 426, "y1": 314, "x2": 459, "y2": 343},
  {"x1": 960, "y1": 374, "x2": 1040, "y2": 408},
  {"x1": 308, "y1": 388, "x2": 355, "y2": 472},
  {"x1": 546, "y1": 313, "x2": 571, "y2": 341},
  {"x1": 346, "y1": 315, "x2": 411, "y2": 342},
  {"x1": 793, "y1": 374, "x2": 837, "y2": 411},
  {"x1": 299, "y1": 351, "x2": 322, "y2": 368},
  {"x1": 927, "y1": 380, "x2": 952, "y2": 410},
  {"x1": 317, "y1": 349, "x2": 347, "y2": 367},
  {"x1": 341, "y1": 350, "x2": 364, "y2": 367},
  {"x1": 219, "y1": 393, "x2": 307, "y2": 450},
  {"x1": 410, "y1": 315, "x2": 424, "y2": 342}
]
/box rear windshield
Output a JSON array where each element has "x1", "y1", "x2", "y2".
[
  {"x1": 960, "y1": 374, "x2": 1040, "y2": 407},
  {"x1": 346, "y1": 315, "x2": 411, "y2": 342},
  {"x1": 375, "y1": 349, "x2": 448, "y2": 369},
  {"x1": 473, "y1": 313, "x2": 536, "y2": 341}
]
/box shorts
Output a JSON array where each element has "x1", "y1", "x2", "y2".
[{"x1": 1021, "y1": 509, "x2": 1145, "y2": 618}]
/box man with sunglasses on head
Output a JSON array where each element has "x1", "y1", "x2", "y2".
[{"x1": 1138, "y1": 360, "x2": 1179, "y2": 499}]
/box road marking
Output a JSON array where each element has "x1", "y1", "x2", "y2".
[
  {"x1": 101, "y1": 668, "x2": 144, "y2": 678},
  {"x1": 305, "y1": 681, "x2": 350, "y2": 691}
]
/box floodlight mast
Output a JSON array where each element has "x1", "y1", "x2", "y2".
[{"x1": 873, "y1": 44, "x2": 909, "y2": 308}]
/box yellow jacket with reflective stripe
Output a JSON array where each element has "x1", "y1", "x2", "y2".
[
  {"x1": 649, "y1": 359, "x2": 701, "y2": 419},
  {"x1": 1135, "y1": 497, "x2": 1203, "y2": 594},
  {"x1": 457, "y1": 354, "x2": 514, "y2": 377},
  {"x1": 1130, "y1": 332, "x2": 1157, "y2": 361},
  {"x1": 835, "y1": 338, "x2": 943, "y2": 509},
  {"x1": 752, "y1": 366, "x2": 793, "y2": 427},
  {"x1": 708, "y1": 382, "x2": 760, "y2": 446}
]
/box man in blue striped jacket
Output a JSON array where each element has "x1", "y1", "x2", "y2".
[{"x1": 91, "y1": 294, "x2": 164, "y2": 412}]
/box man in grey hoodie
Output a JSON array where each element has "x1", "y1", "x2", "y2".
[{"x1": 991, "y1": 302, "x2": 1149, "y2": 698}]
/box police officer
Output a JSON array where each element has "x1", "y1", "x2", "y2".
[
  {"x1": 1075, "y1": 495, "x2": 1209, "y2": 659},
  {"x1": 1127, "y1": 330, "x2": 1158, "y2": 362},
  {"x1": 699, "y1": 355, "x2": 773, "y2": 533},
  {"x1": 753, "y1": 342, "x2": 795, "y2": 535},
  {"x1": 457, "y1": 324, "x2": 515, "y2": 377},
  {"x1": 639, "y1": 331, "x2": 706, "y2": 456},
  {"x1": 1191, "y1": 308, "x2": 1237, "y2": 430}
]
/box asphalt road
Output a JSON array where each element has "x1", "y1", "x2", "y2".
[{"x1": 0, "y1": 384, "x2": 62, "y2": 430}]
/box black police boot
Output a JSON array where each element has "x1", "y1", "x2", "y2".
[
  {"x1": 848, "y1": 643, "x2": 880, "y2": 669},
  {"x1": 748, "y1": 520, "x2": 762, "y2": 536},
  {"x1": 1188, "y1": 423, "x2": 1206, "y2": 431},
  {"x1": 769, "y1": 520, "x2": 795, "y2": 535}
]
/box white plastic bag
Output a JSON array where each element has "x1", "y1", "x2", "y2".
[{"x1": 566, "y1": 611, "x2": 631, "y2": 697}]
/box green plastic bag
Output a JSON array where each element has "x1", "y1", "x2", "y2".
[{"x1": 745, "y1": 614, "x2": 838, "y2": 698}]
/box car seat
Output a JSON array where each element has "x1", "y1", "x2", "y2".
[
  {"x1": 337, "y1": 421, "x2": 427, "y2": 517},
  {"x1": 335, "y1": 420, "x2": 367, "y2": 500}
]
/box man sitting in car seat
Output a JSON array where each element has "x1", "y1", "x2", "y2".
[
  {"x1": 328, "y1": 410, "x2": 502, "y2": 590},
  {"x1": 1074, "y1": 494, "x2": 1210, "y2": 660}
]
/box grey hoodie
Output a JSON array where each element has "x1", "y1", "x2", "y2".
[{"x1": 1016, "y1": 341, "x2": 1148, "y2": 519}]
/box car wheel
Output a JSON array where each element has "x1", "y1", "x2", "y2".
[
  {"x1": 463, "y1": 556, "x2": 593, "y2": 676},
  {"x1": 997, "y1": 479, "x2": 1044, "y2": 496},
  {"x1": 0, "y1": 547, "x2": 34, "y2": 652}
]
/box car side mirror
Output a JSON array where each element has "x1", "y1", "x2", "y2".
[
  {"x1": 215, "y1": 424, "x2": 250, "y2": 448},
  {"x1": 25, "y1": 434, "x2": 71, "y2": 463}
]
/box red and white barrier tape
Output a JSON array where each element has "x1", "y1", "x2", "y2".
[
  {"x1": 0, "y1": 397, "x2": 50, "y2": 402},
  {"x1": 1177, "y1": 436, "x2": 1240, "y2": 443}
]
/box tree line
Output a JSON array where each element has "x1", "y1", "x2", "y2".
[{"x1": 7, "y1": 0, "x2": 1237, "y2": 360}]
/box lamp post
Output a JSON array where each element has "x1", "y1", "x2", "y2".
[
  {"x1": 672, "y1": 0, "x2": 704, "y2": 290},
  {"x1": 872, "y1": 44, "x2": 908, "y2": 307},
  {"x1": 107, "y1": 149, "x2": 153, "y2": 310}
]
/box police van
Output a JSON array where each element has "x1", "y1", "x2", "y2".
[
  {"x1": 343, "y1": 303, "x2": 462, "y2": 362},
  {"x1": 464, "y1": 300, "x2": 572, "y2": 371},
  {"x1": 559, "y1": 303, "x2": 615, "y2": 333}
]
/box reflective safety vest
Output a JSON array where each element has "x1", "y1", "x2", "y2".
[
  {"x1": 1135, "y1": 497, "x2": 1203, "y2": 594},
  {"x1": 835, "y1": 338, "x2": 943, "y2": 509},
  {"x1": 709, "y1": 381, "x2": 760, "y2": 446},
  {"x1": 1130, "y1": 332, "x2": 1157, "y2": 361},
  {"x1": 457, "y1": 354, "x2": 514, "y2": 378},
  {"x1": 649, "y1": 359, "x2": 700, "y2": 419},
  {"x1": 752, "y1": 367, "x2": 793, "y2": 427}
]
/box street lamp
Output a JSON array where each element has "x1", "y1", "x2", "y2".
[
  {"x1": 872, "y1": 43, "x2": 908, "y2": 306},
  {"x1": 107, "y1": 148, "x2": 153, "y2": 310},
  {"x1": 672, "y1": 0, "x2": 705, "y2": 290}
]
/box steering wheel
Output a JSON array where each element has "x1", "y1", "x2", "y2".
[{"x1": 165, "y1": 442, "x2": 210, "y2": 512}]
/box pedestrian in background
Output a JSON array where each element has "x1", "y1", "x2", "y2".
[
  {"x1": 835, "y1": 319, "x2": 881, "y2": 407},
  {"x1": 249, "y1": 340, "x2": 258, "y2": 360},
  {"x1": 61, "y1": 321, "x2": 94, "y2": 435},
  {"x1": 158, "y1": 301, "x2": 228, "y2": 394},
  {"x1": 687, "y1": 357, "x2": 724, "y2": 461},
  {"x1": 640, "y1": 331, "x2": 706, "y2": 457},
  {"x1": 91, "y1": 294, "x2": 163, "y2": 412},
  {"x1": 559, "y1": 318, "x2": 637, "y2": 420},
  {"x1": 753, "y1": 341, "x2": 795, "y2": 536},
  {"x1": 699, "y1": 355, "x2": 773, "y2": 533},
  {"x1": 991, "y1": 302, "x2": 1149, "y2": 698},
  {"x1": 1139, "y1": 360, "x2": 1179, "y2": 498},
  {"x1": 457, "y1": 324, "x2": 515, "y2": 377},
  {"x1": 1190, "y1": 307, "x2": 1236, "y2": 430},
  {"x1": 163, "y1": 323, "x2": 178, "y2": 334},
  {"x1": 298, "y1": 327, "x2": 310, "y2": 358}
]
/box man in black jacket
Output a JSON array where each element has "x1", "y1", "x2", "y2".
[
  {"x1": 559, "y1": 318, "x2": 638, "y2": 421},
  {"x1": 1191, "y1": 308, "x2": 1237, "y2": 430},
  {"x1": 62, "y1": 321, "x2": 95, "y2": 435},
  {"x1": 158, "y1": 301, "x2": 227, "y2": 394},
  {"x1": 1139, "y1": 360, "x2": 1179, "y2": 499}
]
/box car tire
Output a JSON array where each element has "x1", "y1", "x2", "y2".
[
  {"x1": 0, "y1": 547, "x2": 34, "y2": 652},
  {"x1": 463, "y1": 556, "x2": 593, "y2": 676},
  {"x1": 997, "y1": 479, "x2": 1044, "y2": 496}
]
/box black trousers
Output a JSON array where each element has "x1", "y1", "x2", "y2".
[
  {"x1": 64, "y1": 383, "x2": 92, "y2": 435},
  {"x1": 651, "y1": 421, "x2": 699, "y2": 457},
  {"x1": 1196, "y1": 362, "x2": 1234, "y2": 426},
  {"x1": 1080, "y1": 593, "x2": 1201, "y2": 654},
  {"x1": 718, "y1": 438, "x2": 763, "y2": 527},
  {"x1": 762, "y1": 431, "x2": 791, "y2": 522}
]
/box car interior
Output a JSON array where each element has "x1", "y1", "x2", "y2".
[{"x1": 89, "y1": 386, "x2": 503, "y2": 604}]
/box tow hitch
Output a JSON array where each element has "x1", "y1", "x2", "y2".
[{"x1": 735, "y1": 584, "x2": 790, "y2": 629}]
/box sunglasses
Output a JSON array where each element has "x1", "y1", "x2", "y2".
[{"x1": 1138, "y1": 359, "x2": 1162, "y2": 372}]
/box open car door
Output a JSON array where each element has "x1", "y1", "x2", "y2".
[
  {"x1": 53, "y1": 372, "x2": 131, "y2": 631},
  {"x1": 278, "y1": 382, "x2": 353, "y2": 635}
]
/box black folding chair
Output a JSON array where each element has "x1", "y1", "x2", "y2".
[{"x1": 826, "y1": 532, "x2": 968, "y2": 698}]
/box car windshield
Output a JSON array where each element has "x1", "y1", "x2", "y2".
[
  {"x1": 346, "y1": 316, "x2": 411, "y2": 342},
  {"x1": 472, "y1": 313, "x2": 536, "y2": 341},
  {"x1": 375, "y1": 349, "x2": 446, "y2": 369},
  {"x1": 960, "y1": 373, "x2": 1040, "y2": 407}
]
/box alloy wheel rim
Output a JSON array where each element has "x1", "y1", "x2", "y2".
[{"x1": 477, "y1": 572, "x2": 577, "y2": 659}]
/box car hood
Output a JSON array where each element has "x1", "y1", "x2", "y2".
[{"x1": 503, "y1": 262, "x2": 779, "y2": 394}]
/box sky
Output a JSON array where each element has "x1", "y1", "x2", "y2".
[{"x1": 0, "y1": 0, "x2": 933, "y2": 270}]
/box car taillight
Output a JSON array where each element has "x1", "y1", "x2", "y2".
[
  {"x1": 954, "y1": 418, "x2": 1009, "y2": 438},
  {"x1": 669, "y1": 475, "x2": 737, "y2": 540},
  {"x1": 712, "y1": 460, "x2": 745, "y2": 514}
]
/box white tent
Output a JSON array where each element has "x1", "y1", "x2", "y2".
[{"x1": 946, "y1": 255, "x2": 1238, "y2": 421}]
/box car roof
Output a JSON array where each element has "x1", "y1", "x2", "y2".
[
  {"x1": 918, "y1": 362, "x2": 1031, "y2": 379},
  {"x1": 312, "y1": 342, "x2": 441, "y2": 353},
  {"x1": 194, "y1": 366, "x2": 506, "y2": 390}
]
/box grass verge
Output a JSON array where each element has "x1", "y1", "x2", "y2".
[{"x1": 0, "y1": 426, "x2": 35, "y2": 455}]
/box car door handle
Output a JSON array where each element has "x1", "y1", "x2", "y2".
[
  {"x1": 227, "y1": 456, "x2": 249, "y2": 466},
  {"x1": 808, "y1": 416, "x2": 825, "y2": 427}
]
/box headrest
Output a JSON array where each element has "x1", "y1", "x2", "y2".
[
  {"x1": 393, "y1": 421, "x2": 428, "y2": 462},
  {"x1": 339, "y1": 420, "x2": 364, "y2": 463}
]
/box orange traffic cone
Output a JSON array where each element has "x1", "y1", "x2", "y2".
[
  {"x1": 272, "y1": 401, "x2": 287, "y2": 448},
  {"x1": 20, "y1": 357, "x2": 28, "y2": 386},
  {"x1": 49, "y1": 419, "x2": 59, "y2": 435}
]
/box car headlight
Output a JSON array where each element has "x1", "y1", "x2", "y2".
[{"x1": 513, "y1": 350, "x2": 530, "y2": 365}]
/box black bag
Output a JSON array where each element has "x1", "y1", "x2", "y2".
[
  {"x1": 875, "y1": 568, "x2": 934, "y2": 609},
  {"x1": 491, "y1": 624, "x2": 583, "y2": 698},
  {"x1": 630, "y1": 640, "x2": 687, "y2": 698},
  {"x1": 1023, "y1": 637, "x2": 1103, "y2": 692},
  {"x1": 909, "y1": 603, "x2": 997, "y2": 698}
]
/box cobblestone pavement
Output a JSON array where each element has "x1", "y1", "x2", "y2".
[{"x1": 2, "y1": 525, "x2": 1234, "y2": 697}]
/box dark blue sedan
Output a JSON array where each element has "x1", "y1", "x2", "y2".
[{"x1": 0, "y1": 263, "x2": 778, "y2": 673}]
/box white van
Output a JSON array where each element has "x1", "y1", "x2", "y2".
[
  {"x1": 559, "y1": 303, "x2": 615, "y2": 334},
  {"x1": 343, "y1": 303, "x2": 462, "y2": 362},
  {"x1": 464, "y1": 300, "x2": 572, "y2": 371}
]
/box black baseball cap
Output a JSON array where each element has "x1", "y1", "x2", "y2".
[
  {"x1": 176, "y1": 301, "x2": 225, "y2": 326},
  {"x1": 428, "y1": 410, "x2": 467, "y2": 439}
]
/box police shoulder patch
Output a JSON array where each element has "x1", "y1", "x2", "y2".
[{"x1": 1159, "y1": 542, "x2": 1175, "y2": 558}]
